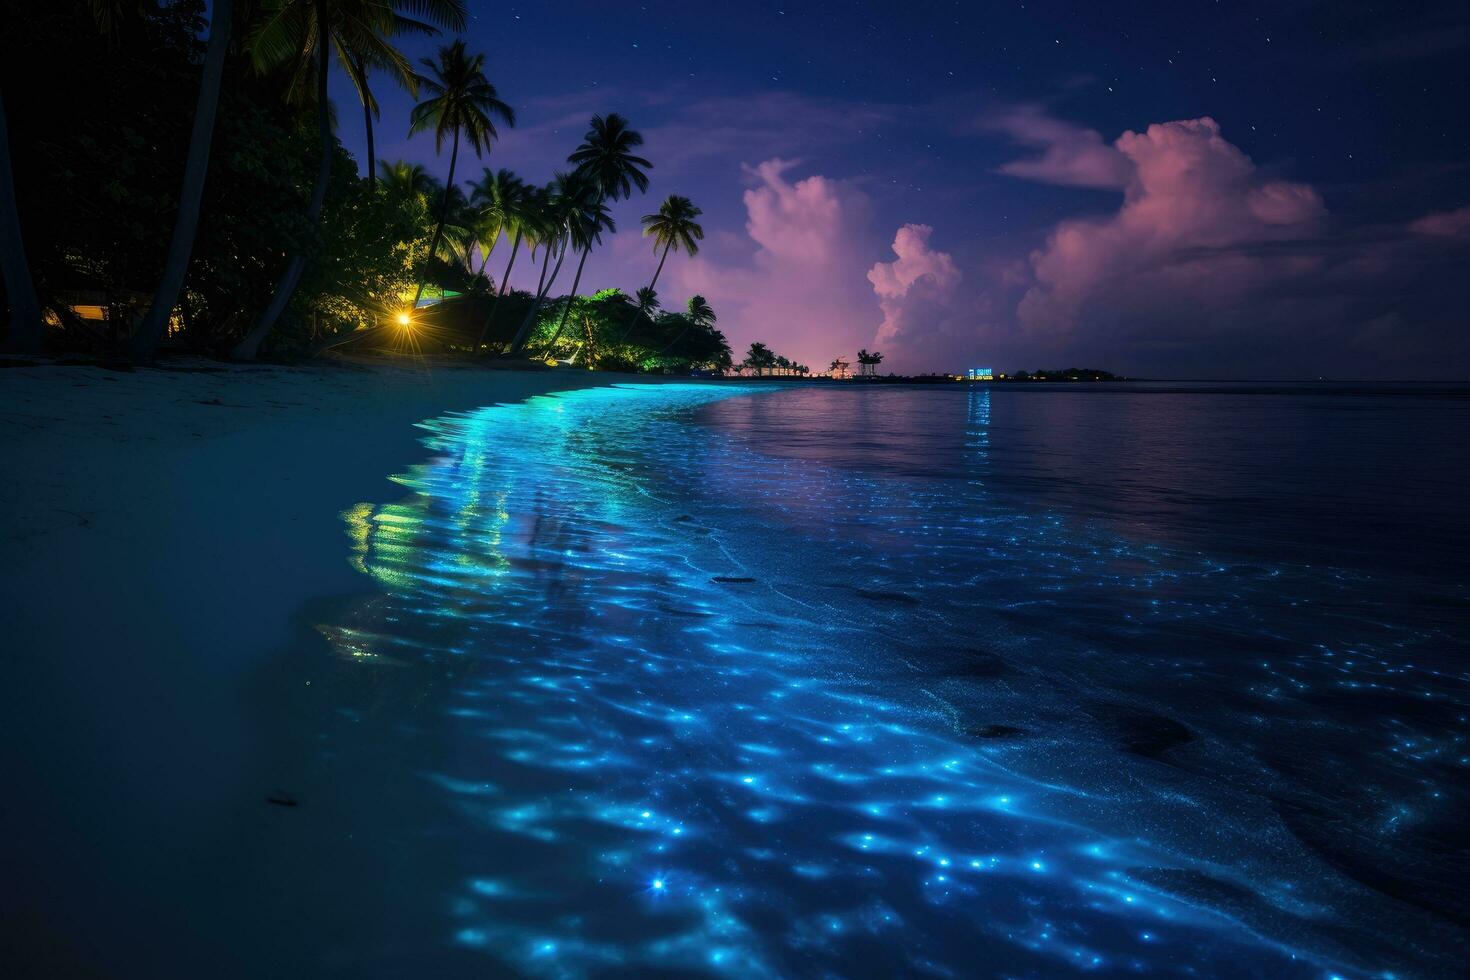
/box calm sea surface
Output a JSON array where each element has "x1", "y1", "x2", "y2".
[{"x1": 259, "y1": 381, "x2": 1470, "y2": 976}]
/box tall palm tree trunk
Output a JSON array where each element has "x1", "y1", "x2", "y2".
[
  {"x1": 232, "y1": 21, "x2": 333, "y2": 360},
  {"x1": 532, "y1": 240, "x2": 553, "y2": 296},
  {"x1": 132, "y1": 0, "x2": 233, "y2": 361},
  {"x1": 0, "y1": 89, "x2": 42, "y2": 354},
  {"x1": 535, "y1": 251, "x2": 579, "y2": 354},
  {"x1": 413, "y1": 129, "x2": 460, "y2": 309},
  {"x1": 647, "y1": 239, "x2": 672, "y2": 294},
  {"x1": 513, "y1": 243, "x2": 569, "y2": 353},
  {"x1": 355, "y1": 58, "x2": 376, "y2": 192},
  {"x1": 532, "y1": 246, "x2": 587, "y2": 356},
  {"x1": 475, "y1": 228, "x2": 520, "y2": 347},
  {"x1": 475, "y1": 232, "x2": 496, "y2": 277}
]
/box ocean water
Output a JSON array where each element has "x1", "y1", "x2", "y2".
[{"x1": 295, "y1": 382, "x2": 1467, "y2": 977}]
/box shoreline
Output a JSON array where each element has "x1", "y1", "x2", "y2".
[{"x1": 4, "y1": 361, "x2": 1465, "y2": 975}]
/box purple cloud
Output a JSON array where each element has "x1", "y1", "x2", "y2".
[
  {"x1": 664, "y1": 158, "x2": 881, "y2": 368},
  {"x1": 984, "y1": 104, "x2": 1133, "y2": 190},
  {"x1": 1410, "y1": 205, "x2": 1470, "y2": 237},
  {"x1": 867, "y1": 224, "x2": 969, "y2": 369},
  {"x1": 1017, "y1": 117, "x2": 1326, "y2": 339}
]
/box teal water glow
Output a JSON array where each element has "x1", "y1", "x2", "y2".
[{"x1": 318, "y1": 382, "x2": 1467, "y2": 977}]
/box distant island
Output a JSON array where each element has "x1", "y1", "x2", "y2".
[
  {"x1": 729, "y1": 346, "x2": 1126, "y2": 383},
  {"x1": 837, "y1": 368, "x2": 1128, "y2": 384},
  {"x1": 1003, "y1": 368, "x2": 1125, "y2": 382},
  {"x1": 729, "y1": 359, "x2": 1127, "y2": 383}
]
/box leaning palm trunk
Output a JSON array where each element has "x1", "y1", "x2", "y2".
[
  {"x1": 535, "y1": 264, "x2": 579, "y2": 357},
  {"x1": 475, "y1": 233, "x2": 496, "y2": 277},
  {"x1": 509, "y1": 242, "x2": 568, "y2": 354},
  {"x1": 412, "y1": 129, "x2": 460, "y2": 309},
  {"x1": 537, "y1": 246, "x2": 589, "y2": 355},
  {"x1": 231, "y1": 25, "x2": 333, "y2": 361},
  {"x1": 0, "y1": 89, "x2": 42, "y2": 353},
  {"x1": 536, "y1": 301, "x2": 577, "y2": 357},
  {"x1": 656, "y1": 321, "x2": 695, "y2": 358},
  {"x1": 132, "y1": 0, "x2": 232, "y2": 361},
  {"x1": 475, "y1": 228, "x2": 520, "y2": 348},
  {"x1": 647, "y1": 238, "x2": 672, "y2": 294}
]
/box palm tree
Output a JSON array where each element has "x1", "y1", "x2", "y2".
[
  {"x1": 428, "y1": 180, "x2": 475, "y2": 271},
  {"x1": 688, "y1": 295, "x2": 715, "y2": 328},
  {"x1": 474, "y1": 177, "x2": 541, "y2": 348},
  {"x1": 507, "y1": 179, "x2": 575, "y2": 351},
  {"x1": 230, "y1": 0, "x2": 465, "y2": 359},
  {"x1": 259, "y1": 0, "x2": 462, "y2": 192},
  {"x1": 640, "y1": 194, "x2": 703, "y2": 294},
  {"x1": 518, "y1": 172, "x2": 609, "y2": 355},
  {"x1": 463, "y1": 208, "x2": 497, "y2": 277},
  {"x1": 466, "y1": 168, "x2": 508, "y2": 277},
  {"x1": 469, "y1": 168, "x2": 524, "y2": 275},
  {"x1": 656, "y1": 293, "x2": 714, "y2": 357},
  {"x1": 538, "y1": 198, "x2": 613, "y2": 357},
  {"x1": 348, "y1": 3, "x2": 463, "y2": 193},
  {"x1": 559, "y1": 113, "x2": 651, "y2": 354},
  {"x1": 0, "y1": 89, "x2": 42, "y2": 353},
  {"x1": 370, "y1": 160, "x2": 436, "y2": 315},
  {"x1": 746, "y1": 341, "x2": 774, "y2": 376},
  {"x1": 379, "y1": 159, "x2": 436, "y2": 201},
  {"x1": 407, "y1": 40, "x2": 513, "y2": 310},
  {"x1": 635, "y1": 286, "x2": 660, "y2": 316},
  {"x1": 127, "y1": 0, "x2": 233, "y2": 360},
  {"x1": 568, "y1": 113, "x2": 652, "y2": 202}
]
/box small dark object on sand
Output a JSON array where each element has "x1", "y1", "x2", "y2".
[
  {"x1": 1096, "y1": 704, "x2": 1193, "y2": 758},
  {"x1": 940, "y1": 648, "x2": 1008, "y2": 678}
]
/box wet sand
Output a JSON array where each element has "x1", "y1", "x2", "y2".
[{"x1": 0, "y1": 356, "x2": 656, "y2": 975}]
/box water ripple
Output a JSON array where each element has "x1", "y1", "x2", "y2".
[{"x1": 317, "y1": 384, "x2": 1467, "y2": 977}]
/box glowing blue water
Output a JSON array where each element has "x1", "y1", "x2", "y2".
[{"x1": 320, "y1": 382, "x2": 1468, "y2": 977}]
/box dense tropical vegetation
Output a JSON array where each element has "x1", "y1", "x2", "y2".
[{"x1": 0, "y1": 0, "x2": 731, "y2": 374}]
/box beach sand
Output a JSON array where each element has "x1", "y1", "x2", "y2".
[{"x1": 0, "y1": 356, "x2": 642, "y2": 975}]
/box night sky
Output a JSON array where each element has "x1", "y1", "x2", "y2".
[{"x1": 336, "y1": 1, "x2": 1470, "y2": 378}]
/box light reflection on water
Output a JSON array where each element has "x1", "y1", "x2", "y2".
[{"x1": 322, "y1": 383, "x2": 1466, "y2": 977}]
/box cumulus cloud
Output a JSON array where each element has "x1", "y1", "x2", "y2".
[
  {"x1": 1016, "y1": 117, "x2": 1327, "y2": 343},
  {"x1": 663, "y1": 158, "x2": 880, "y2": 367},
  {"x1": 742, "y1": 158, "x2": 856, "y2": 264},
  {"x1": 867, "y1": 225, "x2": 969, "y2": 367},
  {"x1": 1409, "y1": 205, "x2": 1470, "y2": 237},
  {"x1": 985, "y1": 104, "x2": 1132, "y2": 189},
  {"x1": 868, "y1": 224, "x2": 961, "y2": 303},
  {"x1": 507, "y1": 96, "x2": 1465, "y2": 378}
]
